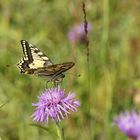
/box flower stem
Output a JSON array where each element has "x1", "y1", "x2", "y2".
[{"x1": 56, "y1": 121, "x2": 65, "y2": 140}]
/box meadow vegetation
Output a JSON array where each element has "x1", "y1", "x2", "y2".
[{"x1": 0, "y1": 0, "x2": 140, "y2": 140}]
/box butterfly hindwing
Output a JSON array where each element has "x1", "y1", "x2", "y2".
[{"x1": 35, "y1": 62, "x2": 74, "y2": 76}]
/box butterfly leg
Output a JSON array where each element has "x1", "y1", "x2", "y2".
[
  {"x1": 45, "y1": 80, "x2": 49, "y2": 89},
  {"x1": 45, "y1": 80, "x2": 57, "y2": 88}
]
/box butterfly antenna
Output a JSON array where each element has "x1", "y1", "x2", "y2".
[
  {"x1": 66, "y1": 72, "x2": 81, "y2": 78},
  {"x1": 5, "y1": 63, "x2": 17, "y2": 69},
  {"x1": 45, "y1": 80, "x2": 60, "y2": 89},
  {"x1": 6, "y1": 62, "x2": 19, "y2": 67},
  {"x1": 6, "y1": 64, "x2": 10, "y2": 67},
  {"x1": 45, "y1": 80, "x2": 52, "y2": 89}
]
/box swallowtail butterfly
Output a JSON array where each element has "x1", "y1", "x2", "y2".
[{"x1": 17, "y1": 40, "x2": 75, "y2": 82}]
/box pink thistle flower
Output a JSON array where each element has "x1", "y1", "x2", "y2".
[
  {"x1": 68, "y1": 23, "x2": 92, "y2": 44},
  {"x1": 32, "y1": 87, "x2": 80, "y2": 123},
  {"x1": 114, "y1": 110, "x2": 140, "y2": 140}
]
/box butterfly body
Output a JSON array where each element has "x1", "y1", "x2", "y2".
[{"x1": 17, "y1": 40, "x2": 74, "y2": 82}]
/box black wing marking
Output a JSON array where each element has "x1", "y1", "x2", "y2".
[{"x1": 21, "y1": 40, "x2": 33, "y2": 63}]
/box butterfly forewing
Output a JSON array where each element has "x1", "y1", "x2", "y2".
[{"x1": 17, "y1": 40, "x2": 75, "y2": 82}]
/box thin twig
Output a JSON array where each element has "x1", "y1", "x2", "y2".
[
  {"x1": 82, "y1": 1, "x2": 92, "y2": 139},
  {"x1": 82, "y1": 2, "x2": 89, "y2": 62}
]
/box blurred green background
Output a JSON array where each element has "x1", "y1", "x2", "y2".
[{"x1": 0, "y1": 0, "x2": 140, "y2": 140}]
